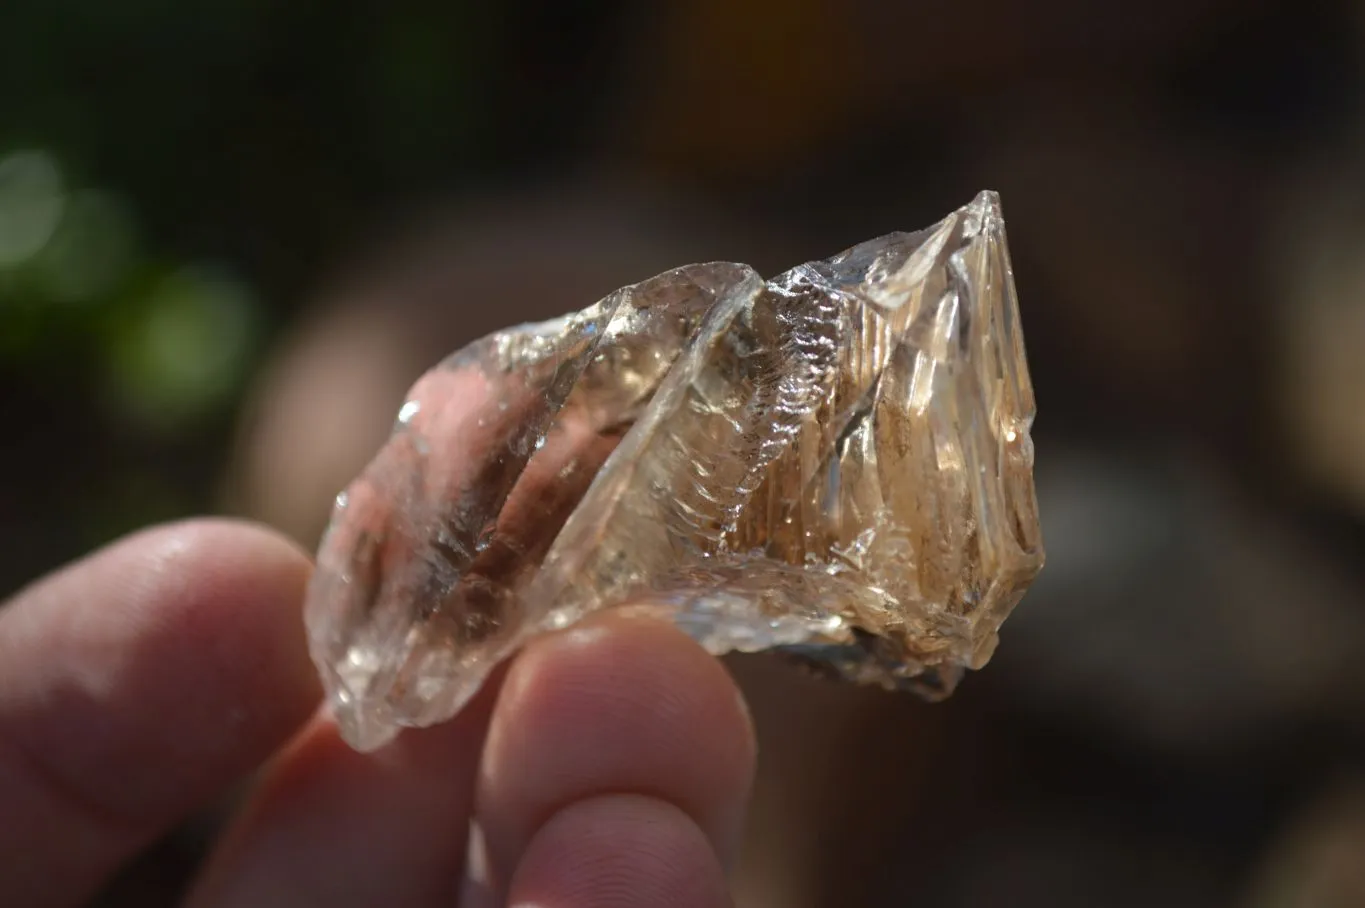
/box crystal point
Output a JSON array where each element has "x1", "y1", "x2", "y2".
[{"x1": 306, "y1": 191, "x2": 1044, "y2": 751}]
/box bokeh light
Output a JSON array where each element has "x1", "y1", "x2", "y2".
[
  {"x1": 104, "y1": 266, "x2": 261, "y2": 432},
  {"x1": 34, "y1": 189, "x2": 138, "y2": 305},
  {"x1": 0, "y1": 149, "x2": 64, "y2": 270}
]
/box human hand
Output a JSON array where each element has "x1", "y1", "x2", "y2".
[{"x1": 0, "y1": 520, "x2": 756, "y2": 907}]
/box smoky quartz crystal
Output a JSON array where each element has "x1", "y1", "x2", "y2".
[{"x1": 306, "y1": 191, "x2": 1044, "y2": 751}]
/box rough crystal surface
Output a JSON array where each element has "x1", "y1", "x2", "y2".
[{"x1": 306, "y1": 191, "x2": 1044, "y2": 751}]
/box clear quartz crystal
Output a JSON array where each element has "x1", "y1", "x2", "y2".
[{"x1": 306, "y1": 191, "x2": 1044, "y2": 751}]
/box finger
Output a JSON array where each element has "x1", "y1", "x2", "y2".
[
  {"x1": 0, "y1": 519, "x2": 320, "y2": 907},
  {"x1": 185, "y1": 669, "x2": 501, "y2": 908},
  {"x1": 477, "y1": 614, "x2": 756, "y2": 894},
  {"x1": 506, "y1": 794, "x2": 731, "y2": 908}
]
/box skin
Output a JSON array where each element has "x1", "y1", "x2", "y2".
[{"x1": 0, "y1": 519, "x2": 756, "y2": 907}]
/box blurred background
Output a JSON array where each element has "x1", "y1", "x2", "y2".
[{"x1": 3, "y1": 0, "x2": 1365, "y2": 905}]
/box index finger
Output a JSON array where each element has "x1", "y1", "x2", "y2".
[{"x1": 0, "y1": 520, "x2": 321, "y2": 907}]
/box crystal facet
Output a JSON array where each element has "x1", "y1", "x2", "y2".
[{"x1": 306, "y1": 191, "x2": 1044, "y2": 751}]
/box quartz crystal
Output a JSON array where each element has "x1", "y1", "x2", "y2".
[{"x1": 307, "y1": 190, "x2": 1044, "y2": 751}]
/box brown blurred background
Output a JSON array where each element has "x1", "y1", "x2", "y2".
[{"x1": 3, "y1": 0, "x2": 1365, "y2": 905}]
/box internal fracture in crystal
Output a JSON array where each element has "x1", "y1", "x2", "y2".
[{"x1": 306, "y1": 191, "x2": 1044, "y2": 751}]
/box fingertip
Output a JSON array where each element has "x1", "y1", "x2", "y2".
[
  {"x1": 478, "y1": 613, "x2": 756, "y2": 890},
  {"x1": 507, "y1": 794, "x2": 731, "y2": 908},
  {"x1": 122, "y1": 518, "x2": 319, "y2": 699},
  {"x1": 0, "y1": 518, "x2": 321, "y2": 902}
]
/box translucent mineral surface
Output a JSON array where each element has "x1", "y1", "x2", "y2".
[{"x1": 306, "y1": 190, "x2": 1044, "y2": 751}]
